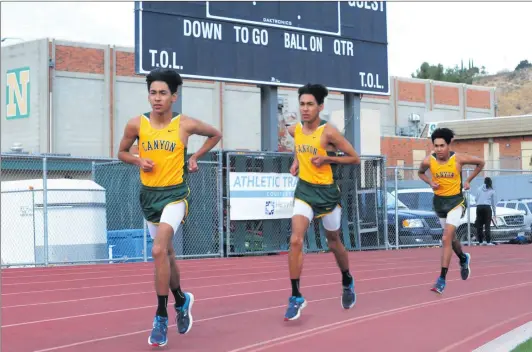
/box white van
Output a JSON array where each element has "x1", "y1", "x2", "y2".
[{"x1": 391, "y1": 188, "x2": 527, "y2": 243}]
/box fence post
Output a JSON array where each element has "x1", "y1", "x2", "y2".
[
  {"x1": 91, "y1": 161, "x2": 96, "y2": 181},
  {"x1": 225, "y1": 152, "x2": 231, "y2": 256},
  {"x1": 394, "y1": 167, "x2": 399, "y2": 249},
  {"x1": 143, "y1": 220, "x2": 148, "y2": 262},
  {"x1": 217, "y1": 150, "x2": 224, "y2": 257},
  {"x1": 32, "y1": 187, "x2": 37, "y2": 265},
  {"x1": 43, "y1": 157, "x2": 49, "y2": 266},
  {"x1": 382, "y1": 157, "x2": 389, "y2": 250},
  {"x1": 466, "y1": 169, "x2": 472, "y2": 246}
]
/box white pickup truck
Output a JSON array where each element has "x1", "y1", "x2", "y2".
[{"x1": 391, "y1": 188, "x2": 527, "y2": 243}]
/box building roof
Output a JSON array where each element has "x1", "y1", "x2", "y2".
[
  {"x1": 421, "y1": 114, "x2": 532, "y2": 140},
  {"x1": 1, "y1": 178, "x2": 105, "y2": 192}
]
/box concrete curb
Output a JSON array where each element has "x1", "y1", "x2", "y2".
[{"x1": 473, "y1": 321, "x2": 532, "y2": 352}]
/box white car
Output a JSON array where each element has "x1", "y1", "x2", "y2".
[
  {"x1": 496, "y1": 198, "x2": 532, "y2": 235},
  {"x1": 391, "y1": 188, "x2": 527, "y2": 243}
]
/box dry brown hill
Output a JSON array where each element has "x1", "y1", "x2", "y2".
[{"x1": 473, "y1": 67, "x2": 532, "y2": 116}]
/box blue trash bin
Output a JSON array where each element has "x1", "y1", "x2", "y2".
[{"x1": 107, "y1": 229, "x2": 150, "y2": 262}]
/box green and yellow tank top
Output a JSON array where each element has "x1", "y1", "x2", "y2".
[
  {"x1": 429, "y1": 151, "x2": 462, "y2": 197},
  {"x1": 294, "y1": 120, "x2": 335, "y2": 185},
  {"x1": 138, "y1": 112, "x2": 187, "y2": 187}
]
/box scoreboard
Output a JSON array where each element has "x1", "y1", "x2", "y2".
[{"x1": 135, "y1": 1, "x2": 389, "y2": 95}]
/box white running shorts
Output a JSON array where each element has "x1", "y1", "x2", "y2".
[
  {"x1": 292, "y1": 199, "x2": 342, "y2": 231},
  {"x1": 146, "y1": 201, "x2": 186, "y2": 239},
  {"x1": 439, "y1": 205, "x2": 464, "y2": 229}
]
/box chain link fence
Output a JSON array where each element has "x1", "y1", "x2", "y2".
[
  {"x1": 0, "y1": 151, "x2": 224, "y2": 267},
  {"x1": 224, "y1": 151, "x2": 388, "y2": 256},
  {"x1": 1, "y1": 154, "x2": 111, "y2": 266},
  {"x1": 15, "y1": 152, "x2": 529, "y2": 264},
  {"x1": 386, "y1": 165, "x2": 532, "y2": 249}
]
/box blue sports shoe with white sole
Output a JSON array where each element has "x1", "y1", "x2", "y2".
[
  {"x1": 430, "y1": 277, "x2": 446, "y2": 294},
  {"x1": 342, "y1": 278, "x2": 357, "y2": 309},
  {"x1": 148, "y1": 315, "x2": 168, "y2": 347},
  {"x1": 460, "y1": 253, "x2": 471, "y2": 280},
  {"x1": 284, "y1": 296, "x2": 307, "y2": 321},
  {"x1": 175, "y1": 292, "x2": 194, "y2": 334}
]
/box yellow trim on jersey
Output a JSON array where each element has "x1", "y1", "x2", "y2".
[
  {"x1": 450, "y1": 200, "x2": 465, "y2": 211},
  {"x1": 450, "y1": 200, "x2": 466, "y2": 217},
  {"x1": 294, "y1": 198, "x2": 311, "y2": 208},
  {"x1": 169, "y1": 198, "x2": 189, "y2": 222},
  {"x1": 150, "y1": 199, "x2": 189, "y2": 226}
]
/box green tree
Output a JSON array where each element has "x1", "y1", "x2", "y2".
[
  {"x1": 515, "y1": 60, "x2": 532, "y2": 71},
  {"x1": 412, "y1": 60, "x2": 485, "y2": 84}
]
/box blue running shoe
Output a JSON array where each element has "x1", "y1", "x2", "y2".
[
  {"x1": 175, "y1": 292, "x2": 194, "y2": 334},
  {"x1": 460, "y1": 253, "x2": 471, "y2": 280},
  {"x1": 148, "y1": 315, "x2": 168, "y2": 347},
  {"x1": 430, "y1": 277, "x2": 446, "y2": 294},
  {"x1": 342, "y1": 278, "x2": 356, "y2": 309},
  {"x1": 284, "y1": 296, "x2": 307, "y2": 321}
]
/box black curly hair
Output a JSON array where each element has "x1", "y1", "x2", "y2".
[
  {"x1": 146, "y1": 68, "x2": 183, "y2": 94},
  {"x1": 298, "y1": 83, "x2": 328, "y2": 105}
]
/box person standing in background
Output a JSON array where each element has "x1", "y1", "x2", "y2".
[{"x1": 474, "y1": 177, "x2": 497, "y2": 246}]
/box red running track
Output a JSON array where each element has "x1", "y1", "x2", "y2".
[{"x1": 2, "y1": 245, "x2": 532, "y2": 352}]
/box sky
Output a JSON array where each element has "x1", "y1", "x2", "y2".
[{"x1": 2, "y1": 1, "x2": 531, "y2": 78}]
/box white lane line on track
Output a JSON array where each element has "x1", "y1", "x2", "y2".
[
  {"x1": 3, "y1": 255, "x2": 528, "y2": 296},
  {"x1": 4, "y1": 268, "x2": 531, "y2": 329},
  {"x1": 31, "y1": 278, "x2": 532, "y2": 352},
  {"x1": 1, "y1": 261, "x2": 521, "y2": 309},
  {"x1": 227, "y1": 282, "x2": 532, "y2": 352}
]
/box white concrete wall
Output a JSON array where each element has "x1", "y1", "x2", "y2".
[
  {"x1": 0, "y1": 40, "x2": 498, "y2": 159},
  {"x1": 53, "y1": 72, "x2": 108, "y2": 156},
  {"x1": 1, "y1": 38, "x2": 49, "y2": 153}
]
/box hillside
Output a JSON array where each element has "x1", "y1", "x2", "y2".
[{"x1": 473, "y1": 67, "x2": 532, "y2": 117}]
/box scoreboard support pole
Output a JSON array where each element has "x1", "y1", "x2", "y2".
[
  {"x1": 343, "y1": 93, "x2": 362, "y2": 155},
  {"x1": 175, "y1": 85, "x2": 183, "y2": 115},
  {"x1": 260, "y1": 85, "x2": 279, "y2": 152},
  {"x1": 258, "y1": 87, "x2": 362, "y2": 153}
]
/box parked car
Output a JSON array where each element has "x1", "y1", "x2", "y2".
[
  {"x1": 392, "y1": 188, "x2": 528, "y2": 242},
  {"x1": 357, "y1": 191, "x2": 443, "y2": 247},
  {"x1": 496, "y1": 198, "x2": 532, "y2": 235}
]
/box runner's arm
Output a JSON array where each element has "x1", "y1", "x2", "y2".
[
  {"x1": 458, "y1": 153, "x2": 485, "y2": 184},
  {"x1": 182, "y1": 115, "x2": 222, "y2": 161},
  {"x1": 324, "y1": 125, "x2": 360, "y2": 165},
  {"x1": 417, "y1": 156, "x2": 432, "y2": 185},
  {"x1": 117, "y1": 117, "x2": 141, "y2": 166},
  {"x1": 287, "y1": 124, "x2": 299, "y2": 171}
]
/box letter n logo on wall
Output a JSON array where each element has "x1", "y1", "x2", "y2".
[{"x1": 6, "y1": 67, "x2": 31, "y2": 120}]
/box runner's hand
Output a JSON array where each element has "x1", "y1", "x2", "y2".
[
  {"x1": 138, "y1": 158, "x2": 154, "y2": 172},
  {"x1": 290, "y1": 162, "x2": 298, "y2": 176},
  {"x1": 310, "y1": 156, "x2": 327, "y2": 167},
  {"x1": 188, "y1": 157, "x2": 199, "y2": 173}
]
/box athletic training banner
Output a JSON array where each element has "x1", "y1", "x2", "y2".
[{"x1": 228, "y1": 172, "x2": 298, "y2": 220}]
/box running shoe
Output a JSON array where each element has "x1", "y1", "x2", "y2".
[
  {"x1": 148, "y1": 315, "x2": 168, "y2": 347},
  {"x1": 460, "y1": 253, "x2": 471, "y2": 280},
  {"x1": 284, "y1": 296, "x2": 307, "y2": 321},
  {"x1": 175, "y1": 292, "x2": 195, "y2": 334},
  {"x1": 341, "y1": 278, "x2": 356, "y2": 309},
  {"x1": 430, "y1": 277, "x2": 446, "y2": 294}
]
